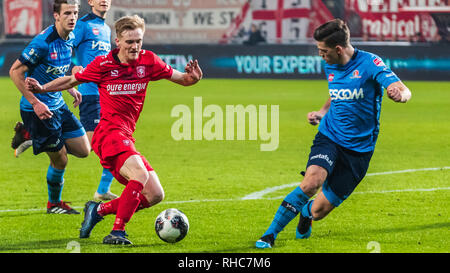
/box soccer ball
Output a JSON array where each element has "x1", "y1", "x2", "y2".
[{"x1": 155, "y1": 208, "x2": 189, "y2": 243}]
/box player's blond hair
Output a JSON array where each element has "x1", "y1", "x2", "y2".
[{"x1": 114, "y1": 15, "x2": 146, "y2": 38}]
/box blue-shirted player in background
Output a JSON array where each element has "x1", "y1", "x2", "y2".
[
  {"x1": 9, "y1": 0, "x2": 91, "y2": 214},
  {"x1": 72, "y1": 0, "x2": 118, "y2": 201},
  {"x1": 256, "y1": 19, "x2": 412, "y2": 248}
]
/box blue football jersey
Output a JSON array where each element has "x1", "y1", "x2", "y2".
[
  {"x1": 318, "y1": 48, "x2": 400, "y2": 152},
  {"x1": 72, "y1": 13, "x2": 111, "y2": 96},
  {"x1": 19, "y1": 25, "x2": 74, "y2": 111}
]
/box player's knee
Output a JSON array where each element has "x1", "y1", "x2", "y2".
[
  {"x1": 152, "y1": 189, "x2": 165, "y2": 204},
  {"x1": 301, "y1": 167, "x2": 327, "y2": 195},
  {"x1": 310, "y1": 204, "x2": 332, "y2": 221},
  {"x1": 131, "y1": 168, "x2": 150, "y2": 185}
]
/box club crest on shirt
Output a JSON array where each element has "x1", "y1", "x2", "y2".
[
  {"x1": 111, "y1": 70, "x2": 118, "y2": 77},
  {"x1": 50, "y1": 52, "x2": 58, "y2": 60},
  {"x1": 92, "y1": 28, "x2": 99, "y2": 35},
  {"x1": 136, "y1": 66, "x2": 146, "y2": 78},
  {"x1": 350, "y1": 70, "x2": 361, "y2": 79},
  {"x1": 123, "y1": 139, "x2": 131, "y2": 146},
  {"x1": 328, "y1": 73, "x2": 334, "y2": 82}
]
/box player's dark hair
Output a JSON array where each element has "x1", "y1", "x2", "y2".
[
  {"x1": 53, "y1": 0, "x2": 80, "y2": 13},
  {"x1": 313, "y1": 19, "x2": 350, "y2": 48}
]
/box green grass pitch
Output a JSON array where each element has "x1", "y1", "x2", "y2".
[{"x1": 0, "y1": 77, "x2": 448, "y2": 253}]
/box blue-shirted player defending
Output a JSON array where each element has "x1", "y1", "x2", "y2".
[
  {"x1": 72, "y1": 0, "x2": 118, "y2": 201},
  {"x1": 256, "y1": 19, "x2": 412, "y2": 248},
  {"x1": 9, "y1": 0, "x2": 90, "y2": 214}
]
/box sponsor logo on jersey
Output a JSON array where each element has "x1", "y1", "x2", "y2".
[
  {"x1": 137, "y1": 66, "x2": 145, "y2": 78},
  {"x1": 350, "y1": 69, "x2": 361, "y2": 79},
  {"x1": 329, "y1": 88, "x2": 365, "y2": 101},
  {"x1": 91, "y1": 40, "x2": 111, "y2": 51},
  {"x1": 46, "y1": 64, "x2": 70, "y2": 75},
  {"x1": 328, "y1": 73, "x2": 334, "y2": 82}
]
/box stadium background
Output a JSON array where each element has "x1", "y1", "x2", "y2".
[{"x1": 0, "y1": 0, "x2": 449, "y2": 80}]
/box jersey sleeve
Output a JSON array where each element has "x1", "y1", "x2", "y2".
[
  {"x1": 368, "y1": 55, "x2": 400, "y2": 89},
  {"x1": 18, "y1": 37, "x2": 47, "y2": 69},
  {"x1": 149, "y1": 52, "x2": 173, "y2": 81},
  {"x1": 74, "y1": 56, "x2": 103, "y2": 84}
]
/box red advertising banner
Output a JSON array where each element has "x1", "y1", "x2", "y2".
[
  {"x1": 3, "y1": 0, "x2": 42, "y2": 36},
  {"x1": 345, "y1": 0, "x2": 448, "y2": 41}
]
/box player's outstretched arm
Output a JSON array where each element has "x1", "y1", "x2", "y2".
[
  {"x1": 387, "y1": 81, "x2": 411, "y2": 103},
  {"x1": 26, "y1": 75, "x2": 81, "y2": 94},
  {"x1": 169, "y1": 59, "x2": 203, "y2": 86}
]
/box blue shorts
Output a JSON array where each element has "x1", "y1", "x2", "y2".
[
  {"x1": 306, "y1": 132, "x2": 373, "y2": 207},
  {"x1": 20, "y1": 104, "x2": 86, "y2": 155},
  {"x1": 78, "y1": 95, "x2": 100, "y2": 132}
]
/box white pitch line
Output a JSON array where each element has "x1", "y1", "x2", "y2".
[
  {"x1": 0, "y1": 167, "x2": 449, "y2": 213},
  {"x1": 241, "y1": 166, "x2": 450, "y2": 200}
]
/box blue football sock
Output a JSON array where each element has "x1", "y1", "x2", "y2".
[
  {"x1": 96, "y1": 168, "x2": 114, "y2": 195},
  {"x1": 263, "y1": 186, "x2": 310, "y2": 239},
  {"x1": 301, "y1": 200, "x2": 314, "y2": 219},
  {"x1": 46, "y1": 165, "x2": 65, "y2": 203}
]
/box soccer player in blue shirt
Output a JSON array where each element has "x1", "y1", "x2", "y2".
[
  {"x1": 9, "y1": 0, "x2": 90, "y2": 214},
  {"x1": 71, "y1": 0, "x2": 117, "y2": 201},
  {"x1": 256, "y1": 19, "x2": 412, "y2": 248}
]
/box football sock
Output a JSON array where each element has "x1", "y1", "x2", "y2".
[
  {"x1": 97, "y1": 168, "x2": 114, "y2": 195},
  {"x1": 262, "y1": 186, "x2": 309, "y2": 239},
  {"x1": 112, "y1": 180, "x2": 144, "y2": 231},
  {"x1": 98, "y1": 198, "x2": 120, "y2": 216},
  {"x1": 98, "y1": 190, "x2": 151, "y2": 216},
  {"x1": 46, "y1": 165, "x2": 65, "y2": 203},
  {"x1": 301, "y1": 199, "x2": 314, "y2": 219}
]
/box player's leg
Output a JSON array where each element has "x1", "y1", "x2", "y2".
[
  {"x1": 297, "y1": 146, "x2": 374, "y2": 239},
  {"x1": 256, "y1": 132, "x2": 336, "y2": 248},
  {"x1": 64, "y1": 134, "x2": 90, "y2": 158},
  {"x1": 11, "y1": 121, "x2": 32, "y2": 157},
  {"x1": 140, "y1": 170, "x2": 165, "y2": 207},
  {"x1": 102, "y1": 154, "x2": 149, "y2": 245},
  {"x1": 46, "y1": 147, "x2": 79, "y2": 214},
  {"x1": 255, "y1": 165, "x2": 327, "y2": 248},
  {"x1": 80, "y1": 95, "x2": 117, "y2": 201},
  {"x1": 20, "y1": 108, "x2": 80, "y2": 214},
  {"x1": 81, "y1": 168, "x2": 164, "y2": 239},
  {"x1": 296, "y1": 189, "x2": 335, "y2": 239},
  {"x1": 60, "y1": 104, "x2": 91, "y2": 158}
]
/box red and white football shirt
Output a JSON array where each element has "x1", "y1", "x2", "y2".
[{"x1": 75, "y1": 47, "x2": 173, "y2": 135}]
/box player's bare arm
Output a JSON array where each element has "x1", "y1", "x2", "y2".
[
  {"x1": 26, "y1": 75, "x2": 82, "y2": 108},
  {"x1": 169, "y1": 59, "x2": 203, "y2": 86},
  {"x1": 10, "y1": 60, "x2": 53, "y2": 120},
  {"x1": 387, "y1": 81, "x2": 411, "y2": 103},
  {"x1": 307, "y1": 98, "x2": 331, "y2": 125}
]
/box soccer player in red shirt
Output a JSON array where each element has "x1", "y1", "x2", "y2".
[{"x1": 25, "y1": 15, "x2": 203, "y2": 245}]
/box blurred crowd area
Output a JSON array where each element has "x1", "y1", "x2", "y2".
[{"x1": 0, "y1": 0, "x2": 449, "y2": 44}]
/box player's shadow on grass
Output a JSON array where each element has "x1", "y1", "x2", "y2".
[
  {"x1": 0, "y1": 238, "x2": 79, "y2": 252},
  {"x1": 327, "y1": 221, "x2": 450, "y2": 237},
  {"x1": 0, "y1": 210, "x2": 47, "y2": 219},
  {"x1": 370, "y1": 222, "x2": 450, "y2": 234}
]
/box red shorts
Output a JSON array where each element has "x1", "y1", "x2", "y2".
[{"x1": 92, "y1": 125, "x2": 153, "y2": 185}]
